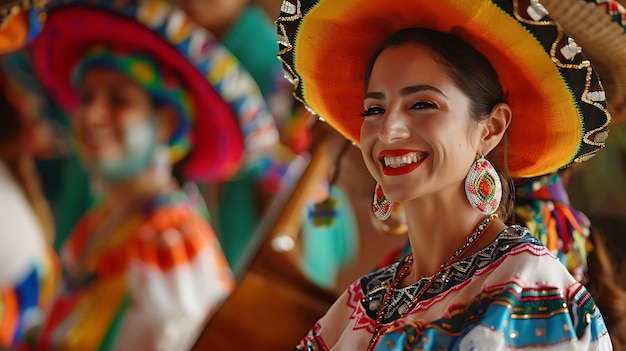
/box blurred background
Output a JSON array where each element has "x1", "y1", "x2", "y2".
[{"x1": 0, "y1": 0, "x2": 624, "y2": 350}]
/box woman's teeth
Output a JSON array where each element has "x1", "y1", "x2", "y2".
[{"x1": 383, "y1": 153, "x2": 423, "y2": 168}]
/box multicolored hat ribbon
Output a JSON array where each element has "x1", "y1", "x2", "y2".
[
  {"x1": 516, "y1": 173, "x2": 591, "y2": 282},
  {"x1": 71, "y1": 45, "x2": 193, "y2": 163},
  {"x1": 276, "y1": 0, "x2": 612, "y2": 178}
]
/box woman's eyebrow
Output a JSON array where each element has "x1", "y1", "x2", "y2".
[
  {"x1": 364, "y1": 85, "x2": 446, "y2": 101},
  {"x1": 400, "y1": 85, "x2": 446, "y2": 97}
]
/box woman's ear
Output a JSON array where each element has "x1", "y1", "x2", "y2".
[
  {"x1": 479, "y1": 102, "x2": 512, "y2": 155},
  {"x1": 154, "y1": 105, "x2": 178, "y2": 144}
]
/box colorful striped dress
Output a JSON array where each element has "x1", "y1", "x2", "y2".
[
  {"x1": 31, "y1": 188, "x2": 234, "y2": 350},
  {"x1": 296, "y1": 226, "x2": 612, "y2": 350}
]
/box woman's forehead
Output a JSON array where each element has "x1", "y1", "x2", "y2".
[{"x1": 367, "y1": 45, "x2": 455, "y2": 91}]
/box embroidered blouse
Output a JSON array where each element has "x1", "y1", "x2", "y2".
[{"x1": 296, "y1": 226, "x2": 612, "y2": 350}]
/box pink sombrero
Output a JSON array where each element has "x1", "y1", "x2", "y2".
[
  {"x1": 32, "y1": 0, "x2": 277, "y2": 182},
  {"x1": 277, "y1": 0, "x2": 612, "y2": 178}
]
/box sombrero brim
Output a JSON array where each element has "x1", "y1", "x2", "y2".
[
  {"x1": 277, "y1": 0, "x2": 611, "y2": 178},
  {"x1": 542, "y1": 0, "x2": 626, "y2": 123},
  {"x1": 32, "y1": 4, "x2": 245, "y2": 181}
]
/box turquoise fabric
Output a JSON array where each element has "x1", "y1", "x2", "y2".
[
  {"x1": 52, "y1": 151, "x2": 92, "y2": 251},
  {"x1": 221, "y1": 4, "x2": 282, "y2": 98},
  {"x1": 216, "y1": 171, "x2": 258, "y2": 268},
  {"x1": 301, "y1": 187, "x2": 358, "y2": 289}
]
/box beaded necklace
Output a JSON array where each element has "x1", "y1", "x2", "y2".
[{"x1": 366, "y1": 213, "x2": 498, "y2": 351}]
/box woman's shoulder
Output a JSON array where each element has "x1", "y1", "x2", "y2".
[{"x1": 478, "y1": 225, "x2": 577, "y2": 285}]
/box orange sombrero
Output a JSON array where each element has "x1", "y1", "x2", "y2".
[{"x1": 277, "y1": 0, "x2": 611, "y2": 178}]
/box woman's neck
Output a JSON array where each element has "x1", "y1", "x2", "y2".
[
  {"x1": 100, "y1": 167, "x2": 175, "y2": 209},
  {"x1": 400, "y1": 189, "x2": 507, "y2": 286}
]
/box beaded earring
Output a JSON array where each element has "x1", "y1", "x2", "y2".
[
  {"x1": 465, "y1": 155, "x2": 502, "y2": 215},
  {"x1": 372, "y1": 182, "x2": 394, "y2": 221},
  {"x1": 369, "y1": 202, "x2": 408, "y2": 236}
]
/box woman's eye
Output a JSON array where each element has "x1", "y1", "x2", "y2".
[
  {"x1": 79, "y1": 91, "x2": 93, "y2": 105},
  {"x1": 110, "y1": 95, "x2": 129, "y2": 106},
  {"x1": 411, "y1": 100, "x2": 438, "y2": 109},
  {"x1": 360, "y1": 106, "x2": 385, "y2": 117}
]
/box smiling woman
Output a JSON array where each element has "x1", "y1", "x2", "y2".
[
  {"x1": 277, "y1": 0, "x2": 612, "y2": 350},
  {"x1": 71, "y1": 61, "x2": 181, "y2": 183}
]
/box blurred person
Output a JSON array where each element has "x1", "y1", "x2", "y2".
[
  {"x1": 0, "y1": 4, "x2": 58, "y2": 348},
  {"x1": 22, "y1": 0, "x2": 277, "y2": 348},
  {"x1": 0, "y1": 83, "x2": 57, "y2": 349}
]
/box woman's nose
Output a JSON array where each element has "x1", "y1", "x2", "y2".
[
  {"x1": 80, "y1": 96, "x2": 109, "y2": 127},
  {"x1": 378, "y1": 110, "x2": 410, "y2": 143}
]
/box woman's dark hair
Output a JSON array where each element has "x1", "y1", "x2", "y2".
[{"x1": 364, "y1": 27, "x2": 514, "y2": 220}]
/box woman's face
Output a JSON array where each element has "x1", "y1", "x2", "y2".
[
  {"x1": 171, "y1": 0, "x2": 248, "y2": 38},
  {"x1": 360, "y1": 43, "x2": 482, "y2": 203},
  {"x1": 74, "y1": 68, "x2": 159, "y2": 179}
]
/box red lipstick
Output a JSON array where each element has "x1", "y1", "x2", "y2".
[{"x1": 378, "y1": 149, "x2": 426, "y2": 176}]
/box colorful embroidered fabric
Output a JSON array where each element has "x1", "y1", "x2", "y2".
[
  {"x1": 0, "y1": 162, "x2": 58, "y2": 347},
  {"x1": 30, "y1": 190, "x2": 234, "y2": 350},
  {"x1": 516, "y1": 173, "x2": 592, "y2": 283},
  {"x1": 295, "y1": 227, "x2": 611, "y2": 350}
]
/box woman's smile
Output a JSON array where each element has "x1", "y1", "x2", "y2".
[{"x1": 379, "y1": 149, "x2": 428, "y2": 175}]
